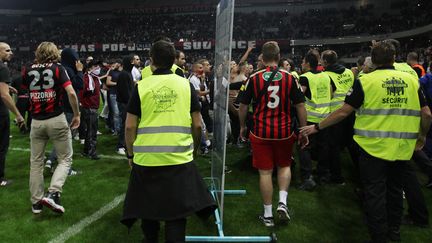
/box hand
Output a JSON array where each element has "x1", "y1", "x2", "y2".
[
  {"x1": 239, "y1": 126, "x2": 247, "y2": 141},
  {"x1": 16, "y1": 115, "x2": 26, "y2": 130},
  {"x1": 70, "y1": 115, "x2": 80, "y2": 129},
  {"x1": 415, "y1": 135, "x2": 426, "y2": 151},
  {"x1": 76, "y1": 60, "x2": 83, "y2": 72},
  {"x1": 300, "y1": 125, "x2": 318, "y2": 136},
  {"x1": 298, "y1": 133, "x2": 309, "y2": 149},
  {"x1": 128, "y1": 159, "x2": 133, "y2": 169},
  {"x1": 247, "y1": 46, "x2": 254, "y2": 52},
  {"x1": 9, "y1": 86, "x2": 17, "y2": 94}
]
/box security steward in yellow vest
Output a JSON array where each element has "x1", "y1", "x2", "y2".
[
  {"x1": 300, "y1": 42, "x2": 432, "y2": 243},
  {"x1": 121, "y1": 40, "x2": 215, "y2": 242},
  {"x1": 297, "y1": 50, "x2": 335, "y2": 190},
  {"x1": 322, "y1": 50, "x2": 357, "y2": 185}
]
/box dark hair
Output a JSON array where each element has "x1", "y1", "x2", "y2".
[
  {"x1": 371, "y1": 41, "x2": 395, "y2": 66},
  {"x1": 321, "y1": 50, "x2": 338, "y2": 66},
  {"x1": 175, "y1": 50, "x2": 184, "y2": 59},
  {"x1": 262, "y1": 41, "x2": 280, "y2": 63},
  {"x1": 383, "y1": 39, "x2": 400, "y2": 56},
  {"x1": 153, "y1": 35, "x2": 172, "y2": 44},
  {"x1": 304, "y1": 50, "x2": 319, "y2": 69},
  {"x1": 287, "y1": 58, "x2": 295, "y2": 70},
  {"x1": 278, "y1": 58, "x2": 288, "y2": 68},
  {"x1": 357, "y1": 56, "x2": 366, "y2": 66},
  {"x1": 150, "y1": 40, "x2": 175, "y2": 69}
]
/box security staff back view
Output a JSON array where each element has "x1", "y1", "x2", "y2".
[
  {"x1": 121, "y1": 40, "x2": 215, "y2": 242},
  {"x1": 300, "y1": 41, "x2": 432, "y2": 243}
]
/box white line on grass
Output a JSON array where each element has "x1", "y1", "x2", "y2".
[
  {"x1": 48, "y1": 194, "x2": 125, "y2": 243},
  {"x1": 9, "y1": 147, "x2": 126, "y2": 160}
]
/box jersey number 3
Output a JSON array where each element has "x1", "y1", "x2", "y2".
[
  {"x1": 267, "y1": 86, "x2": 280, "y2": 109},
  {"x1": 28, "y1": 69, "x2": 54, "y2": 91}
]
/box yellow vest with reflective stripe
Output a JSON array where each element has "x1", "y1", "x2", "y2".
[
  {"x1": 326, "y1": 69, "x2": 354, "y2": 111},
  {"x1": 353, "y1": 69, "x2": 420, "y2": 161},
  {"x1": 394, "y1": 62, "x2": 418, "y2": 79},
  {"x1": 141, "y1": 64, "x2": 183, "y2": 80},
  {"x1": 133, "y1": 73, "x2": 194, "y2": 166},
  {"x1": 301, "y1": 71, "x2": 332, "y2": 123},
  {"x1": 291, "y1": 71, "x2": 300, "y2": 80}
]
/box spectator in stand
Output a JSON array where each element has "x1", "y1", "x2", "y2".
[{"x1": 81, "y1": 60, "x2": 101, "y2": 160}]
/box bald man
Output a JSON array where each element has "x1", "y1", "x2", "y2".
[{"x1": 0, "y1": 42, "x2": 24, "y2": 186}]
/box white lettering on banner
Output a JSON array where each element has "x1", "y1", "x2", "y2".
[
  {"x1": 88, "y1": 44, "x2": 95, "y2": 52},
  {"x1": 184, "y1": 42, "x2": 192, "y2": 50},
  {"x1": 119, "y1": 43, "x2": 127, "y2": 51},
  {"x1": 102, "y1": 44, "x2": 110, "y2": 52},
  {"x1": 237, "y1": 40, "x2": 246, "y2": 49},
  {"x1": 203, "y1": 41, "x2": 211, "y2": 49},
  {"x1": 111, "y1": 44, "x2": 118, "y2": 51},
  {"x1": 193, "y1": 42, "x2": 202, "y2": 50},
  {"x1": 79, "y1": 45, "x2": 87, "y2": 52},
  {"x1": 128, "y1": 44, "x2": 136, "y2": 51}
]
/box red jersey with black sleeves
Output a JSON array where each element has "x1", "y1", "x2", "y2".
[
  {"x1": 239, "y1": 66, "x2": 305, "y2": 139},
  {"x1": 22, "y1": 63, "x2": 72, "y2": 120}
]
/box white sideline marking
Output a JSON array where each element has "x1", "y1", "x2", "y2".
[
  {"x1": 48, "y1": 194, "x2": 125, "y2": 243},
  {"x1": 9, "y1": 147, "x2": 126, "y2": 160}
]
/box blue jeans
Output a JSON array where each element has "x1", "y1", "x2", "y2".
[{"x1": 109, "y1": 94, "x2": 121, "y2": 134}]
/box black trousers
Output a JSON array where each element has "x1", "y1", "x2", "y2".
[
  {"x1": 328, "y1": 113, "x2": 359, "y2": 182},
  {"x1": 228, "y1": 109, "x2": 240, "y2": 144},
  {"x1": 412, "y1": 150, "x2": 432, "y2": 181},
  {"x1": 299, "y1": 122, "x2": 331, "y2": 180},
  {"x1": 141, "y1": 218, "x2": 186, "y2": 243},
  {"x1": 358, "y1": 148, "x2": 404, "y2": 243},
  {"x1": 403, "y1": 155, "x2": 429, "y2": 225},
  {"x1": 16, "y1": 97, "x2": 32, "y2": 130},
  {"x1": 0, "y1": 114, "x2": 10, "y2": 180},
  {"x1": 82, "y1": 108, "x2": 98, "y2": 156}
]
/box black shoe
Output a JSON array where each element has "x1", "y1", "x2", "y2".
[
  {"x1": 89, "y1": 154, "x2": 100, "y2": 160},
  {"x1": 81, "y1": 152, "x2": 90, "y2": 157},
  {"x1": 276, "y1": 202, "x2": 291, "y2": 222},
  {"x1": 32, "y1": 202, "x2": 43, "y2": 214},
  {"x1": 298, "y1": 178, "x2": 316, "y2": 191},
  {"x1": 258, "y1": 215, "x2": 274, "y2": 227},
  {"x1": 387, "y1": 228, "x2": 401, "y2": 242},
  {"x1": 41, "y1": 192, "x2": 64, "y2": 214},
  {"x1": 68, "y1": 168, "x2": 80, "y2": 176}
]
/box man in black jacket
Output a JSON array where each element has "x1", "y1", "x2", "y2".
[{"x1": 117, "y1": 55, "x2": 136, "y2": 156}]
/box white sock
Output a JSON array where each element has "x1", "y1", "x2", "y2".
[
  {"x1": 279, "y1": 191, "x2": 288, "y2": 205},
  {"x1": 264, "y1": 204, "x2": 273, "y2": 218}
]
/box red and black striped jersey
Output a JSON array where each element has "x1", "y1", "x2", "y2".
[
  {"x1": 239, "y1": 66, "x2": 305, "y2": 139},
  {"x1": 22, "y1": 63, "x2": 72, "y2": 120}
]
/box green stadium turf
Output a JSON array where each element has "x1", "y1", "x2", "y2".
[{"x1": 1, "y1": 117, "x2": 431, "y2": 242}]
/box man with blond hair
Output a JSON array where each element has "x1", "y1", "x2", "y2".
[{"x1": 22, "y1": 42, "x2": 80, "y2": 214}]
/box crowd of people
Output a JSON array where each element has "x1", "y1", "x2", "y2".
[
  {"x1": 0, "y1": 1, "x2": 432, "y2": 241},
  {"x1": 1, "y1": 0, "x2": 431, "y2": 50},
  {"x1": 1, "y1": 35, "x2": 432, "y2": 242}
]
